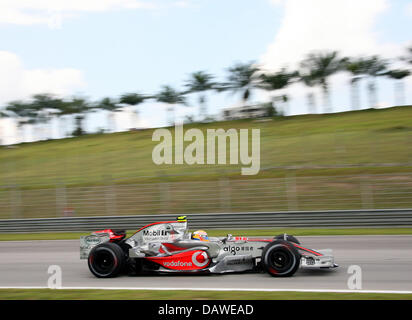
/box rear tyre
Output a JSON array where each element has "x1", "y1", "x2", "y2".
[
  {"x1": 88, "y1": 242, "x2": 126, "y2": 278},
  {"x1": 261, "y1": 240, "x2": 300, "y2": 277}
]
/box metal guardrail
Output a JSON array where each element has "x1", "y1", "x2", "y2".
[{"x1": 1, "y1": 209, "x2": 412, "y2": 233}]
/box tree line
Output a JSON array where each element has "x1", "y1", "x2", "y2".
[{"x1": 1, "y1": 47, "x2": 411, "y2": 142}]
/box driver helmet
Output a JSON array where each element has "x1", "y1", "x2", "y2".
[{"x1": 191, "y1": 230, "x2": 209, "y2": 241}]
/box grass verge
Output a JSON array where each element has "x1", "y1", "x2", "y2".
[
  {"x1": 1, "y1": 228, "x2": 412, "y2": 241},
  {"x1": 0, "y1": 289, "x2": 411, "y2": 300}
]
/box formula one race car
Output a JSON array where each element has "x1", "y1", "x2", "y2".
[{"x1": 80, "y1": 216, "x2": 338, "y2": 278}]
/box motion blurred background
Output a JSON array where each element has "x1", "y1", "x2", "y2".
[{"x1": 0, "y1": 0, "x2": 412, "y2": 222}]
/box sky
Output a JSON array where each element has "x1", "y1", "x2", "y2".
[{"x1": 0, "y1": 0, "x2": 411, "y2": 144}]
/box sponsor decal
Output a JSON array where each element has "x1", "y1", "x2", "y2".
[
  {"x1": 163, "y1": 261, "x2": 192, "y2": 267},
  {"x1": 192, "y1": 251, "x2": 209, "y2": 267},
  {"x1": 143, "y1": 229, "x2": 169, "y2": 237},
  {"x1": 223, "y1": 245, "x2": 254, "y2": 255},
  {"x1": 142, "y1": 227, "x2": 172, "y2": 241},
  {"x1": 85, "y1": 235, "x2": 101, "y2": 246}
]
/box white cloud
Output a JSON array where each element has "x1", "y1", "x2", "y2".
[
  {"x1": 259, "y1": 0, "x2": 412, "y2": 114},
  {"x1": 0, "y1": 51, "x2": 86, "y2": 104},
  {"x1": 173, "y1": 0, "x2": 194, "y2": 8},
  {"x1": 261, "y1": 0, "x2": 390, "y2": 70},
  {"x1": 0, "y1": 0, "x2": 187, "y2": 27},
  {"x1": 24, "y1": 68, "x2": 86, "y2": 97},
  {"x1": 268, "y1": 0, "x2": 285, "y2": 5},
  {"x1": 0, "y1": 51, "x2": 86, "y2": 144}
]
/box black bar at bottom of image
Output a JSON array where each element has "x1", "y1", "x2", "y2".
[{"x1": 2, "y1": 300, "x2": 412, "y2": 319}]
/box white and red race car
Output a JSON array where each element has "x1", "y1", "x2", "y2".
[{"x1": 80, "y1": 216, "x2": 338, "y2": 278}]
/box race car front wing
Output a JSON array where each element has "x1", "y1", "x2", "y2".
[{"x1": 300, "y1": 249, "x2": 338, "y2": 268}]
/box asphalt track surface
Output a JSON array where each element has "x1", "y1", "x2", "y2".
[{"x1": 0, "y1": 236, "x2": 411, "y2": 292}]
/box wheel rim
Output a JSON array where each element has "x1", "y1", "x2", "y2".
[
  {"x1": 268, "y1": 246, "x2": 294, "y2": 273},
  {"x1": 92, "y1": 249, "x2": 116, "y2": 275}
]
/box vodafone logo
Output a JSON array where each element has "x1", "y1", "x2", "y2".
[
  {"x1": 192, "y1": 251, "x2": 209, "y2": 267},
  {"x1": 163, "y1": 261, "x2": 192, "y2": 267}
]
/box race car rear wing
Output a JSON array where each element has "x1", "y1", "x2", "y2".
[{"x1": 80, "y1": 233, "x2": 110, "y2": 259}]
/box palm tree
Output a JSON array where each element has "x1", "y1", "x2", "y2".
[
  {"x1": 67, "y1": 97, "x2": 91, "y2": 136},
  {"x1": 52, "y1": 96, "x2": 90, "y2": 138},
  {"x1": 299, "y1": 71, "x2": 318, "y2": 114},
  {"x1": 0, "y1": 109, "x2": 9, "y2": 145},
  {"x1": 5, "y1": 101, "x2": 37, "y2": 143},
  {"x1": 97, "y1": 97, "x2": 122, "y2": 132},
  {"x1": 363, "y1": 56, "x2": 388, "y2": 108},
  {"x1": 385, "y1": 69, "x2": 410, "y2": 106},
  {"x1": 156, "y1": 85, "x2": 186, "y2": 126},
  {"x1": 222, "y1": 61, "x2": 260, "y2": 107},
  {"x1": 258, "y1": 68, "x2": 297, "y2": 115},
  {"x1": 54, "y1": 99, "x2": 74, "y2": 138},
  {"x1": 4, "y1": 94, "x2": 61, "y2": 142},
  {"x1": 30, "y1": 94, "x2": 64, "y2": 140},
  {"x1": 119, "y1": 93, "x2": 147, "y2": 129},
  {"x1": 344, "y1": 57, "x2": 370, "y2": 110},
  {"x1": 184, "y1": 71, "x2": 215, "y2": 121},
  {"x1": 300, "y1": 51, "x2": 345, "y2": 113}
]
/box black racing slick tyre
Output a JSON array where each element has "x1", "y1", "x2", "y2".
[
  {"x1": 261, "y1": 240, "x2": 300, "y2": 277},
  {"x1": 274, "y1": 234, "x2": 300, "y2": 244},
  {"x1": 88, "y1": 242, "x2": 126, "y2": 278}
]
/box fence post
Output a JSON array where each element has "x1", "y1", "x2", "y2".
[
  {"x1": 360, "y1": 175, "x2": 374, "y2": 209},
  {"x1": 285, "y1": 172, "x2": 298, "y2": 211},
  {"x1": 334, "y1": 131, "x2": 347, "y2": 165},
  {"x1": 409, "y1": 131, "x2": 412, "y2": 165},
  {"x1": 10, "y1": 184, "x2": 22, "y2": 219},
  {"x1": 103, "y1": 174, "x2": 117, "y2": 216}
]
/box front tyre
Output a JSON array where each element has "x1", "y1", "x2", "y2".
[
  {"x1": 88, "y1": 242, "x2": 126, "y2": 278},
  {"x1": 261, "y1": 240, "x2": 300, "y2": 277}
]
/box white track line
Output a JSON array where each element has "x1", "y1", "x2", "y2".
[{"x1": 1, "y1": 286, "x2": 412, "y2": 294}]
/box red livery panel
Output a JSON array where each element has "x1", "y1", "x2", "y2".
[{"x1": 146, "y1": 250, "x2": 210, "y2": 270}]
